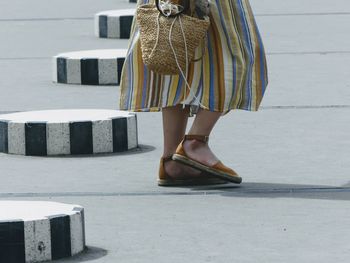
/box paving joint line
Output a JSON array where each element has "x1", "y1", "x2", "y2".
[
  {"x1": 256, "y1": 12, "x2": 350, "y2": 17},
  {"x1": 1, "y1": 187, "x2": 350, "y2": 198},
  {"x1": 1, "y1": 11, "x2": 350, "y2": 22},
  {"x1": 260, "y1": 105, "x2": 350, "y2": 110},
  {"x1": 268, "y1": 51, "x2": 350, "y2": 56},
  {"x1": 0, "y1": 57, "x2": 51, "y2": 60},
  {"x1": 1, "y1": 105, "x2": 350, "y2": 115},
  {"x1": 1, "y1": 50, "x2": 350, "y2": 61},
  {"x1": 0, "y1": 17, "x2": 93, "y2": 22}
]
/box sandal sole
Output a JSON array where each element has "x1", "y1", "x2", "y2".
[
  {"x1": 172, "y1": 154, "x2": 242, "y2": 184},
  {"x1": 158, "y1": 177, "x2": 228, "y2": 187}
]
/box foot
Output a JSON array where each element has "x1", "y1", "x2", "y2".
[
  {"x1": 171, "y1": 136, "x2": 241, "y2": 184},
  {"x1": 182, "y1": 138, "x2": 220, "y2": 167},
  {"x1": 163, "y1": 159, "x2": 203, "y2": 179}
]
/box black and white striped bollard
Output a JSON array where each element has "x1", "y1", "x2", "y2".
[
  {"x1": 0, "y1": 201, "x2": 85, "y2": 263},
  {"x1": 95, "y1": 9, "x2": 135, "y2": 39},
  {"x1": 0, "y1": 109, "x2": 138, "y2": 156},
  {"x1": 53, "y1": 49, "x2": 127, "y2": 86}
]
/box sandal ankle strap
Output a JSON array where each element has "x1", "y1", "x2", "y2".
[{"x1": 183, "y1": 134, "x2": 209, "y2": 143}]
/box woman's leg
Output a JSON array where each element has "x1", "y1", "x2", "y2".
[
  {"x1": 162, "y1": 104, "x2": 189, "y2": 158},
  {"x1": 183, "y1": 108, "x2": 222, "y2": 166},
  {"x1": 162, "y1": 104, "x2": 202, "y2": 178}
]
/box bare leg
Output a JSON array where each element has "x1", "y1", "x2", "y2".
[
  {"x1": 162, "y1": 104, "x2": 189, "y2": 157},
  {"x1": 162, "y1": 105, "x2": 202, "y2": 178},
  {"x1": 183, "y1": 108, "x2": 222, "y2": 166}
]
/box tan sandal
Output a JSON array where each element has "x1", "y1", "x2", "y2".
[
  {"x1": 158, "y1": 155, "x2": 228, "y2": 186},
  {"x1": 172, "y1": 134, "x2": 242, "y2": 184}
]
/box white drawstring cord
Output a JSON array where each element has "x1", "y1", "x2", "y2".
[
  {"x1": 169, "y1": 16, "x2": 187, "y2": 109},
  {"x1": 148, "y1": 5, "x2": 210, "y2": 111},
  {"x1": 139, "y1": 0, "x2": 209, "y2": 110},
  {"x1": 168, "y1": 15, "x2": 209, "y2": 110}
]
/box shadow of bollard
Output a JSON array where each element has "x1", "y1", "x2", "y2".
[
  {"x1": 39, "y1": 144, "x2": 156, "y2": 158},
  {"x1": 52, "y1": 246, "x2": 108, "y2": 262}
]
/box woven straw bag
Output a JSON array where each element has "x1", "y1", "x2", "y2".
[{"x1": 136, "y1": 0, "x2": 210, "y2": 75}]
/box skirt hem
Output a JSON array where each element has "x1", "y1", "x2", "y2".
[{"x1": 118, "y1": 103, "x2": 261, "y2": 117}]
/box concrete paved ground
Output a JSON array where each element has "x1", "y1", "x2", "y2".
[{"x1": 1, "y1": 0, "x2": 350, "y2": 262}]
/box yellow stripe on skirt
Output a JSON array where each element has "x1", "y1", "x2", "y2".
[{"x1": 119, "y1": 0, "x2": 268, "y2": 116}]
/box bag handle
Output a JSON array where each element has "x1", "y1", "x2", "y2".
[{"x1": 155, "y1": 0, "x2": 194, "y2": 17}]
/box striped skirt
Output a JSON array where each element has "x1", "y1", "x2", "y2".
[{"x1": 119, "y1": 0, "x2": 268, "y2": 116}]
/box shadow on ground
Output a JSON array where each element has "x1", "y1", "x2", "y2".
[
  {"x1": 52, "y1": 246, "x2": 108, "y2": 263},
  {"x1": 186, "y1": 182, "x2": 350, "y2": 201},
  {"x1": 41, "y1": 144, "x2": 156, "y2": 158}
]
